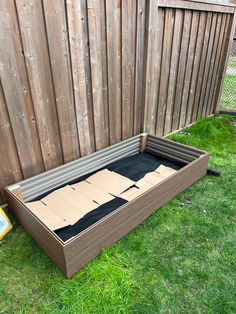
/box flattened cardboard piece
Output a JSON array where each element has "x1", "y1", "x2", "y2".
[
  {"x1": 72, "y1": 181, "x2": 115, "y2": 205},
  {"x1": 120, "y1": 183, "x2": 153, "y2": 201},
  {"x1": 86, "y1": 169, "x2": 135, "y2": 196},
  {"x1": 41, "y1": 185, "x2": 98, "y2": 212},
  {"x1": 155, "y1": 164, "x2": 167, "y2": 174},
  {"x1": 25, "y1": 201, "x2": 70, "y2": 231},
  {"x1": 136, "y1": 171, "x2": 165, "y2": 188},
  {"x1": 119, "y1": 187, "x2": 139, "y2": 201},
  {"x1": 41, "y1": 186, "x2": 98, "y2": 225},
  {"x1": 155, "y1": 165, "x2": 177, "y2": 177}
]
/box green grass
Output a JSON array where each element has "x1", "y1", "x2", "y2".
[{"x1": 1, "y1": 116, "x2": 236, "y2": 313}]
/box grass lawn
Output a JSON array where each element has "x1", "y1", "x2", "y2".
[{"x1": 0, "y1": 116, "x2": 236, "y2": 313}]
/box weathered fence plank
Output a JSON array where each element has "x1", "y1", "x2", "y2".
[
  {"x1": 16, "y1": 0, "x2": 63, "y2": 170},
  {"x1": 106, "y1": 0, "x2": 122, "y2": 145},
  {"x1": 43, "y1": 0, "x2": 80, "y2": 162},
  {"x1": 67, "y1": 0, "x2": 95, "y2": 156},
  {"x1": 87, "y1": 0, "x2": 109, "y2": 150}
]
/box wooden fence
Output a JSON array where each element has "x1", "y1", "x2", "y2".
[{"x1": 0, "y1": 0, "x2": 235, "y2": 203}]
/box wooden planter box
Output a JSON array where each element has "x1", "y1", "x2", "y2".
[{"x1": 5, "y1": 134, "x2": 209, "y2": 278}]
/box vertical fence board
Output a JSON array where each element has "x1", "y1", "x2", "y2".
[
  {"x1": 67, "y1": 0, "x2": 95, "y2": 156},
  {"x1": 198, "y1": 13, "x2": 217, "y2": 118},
  {"x1": 134, "y1": 0, "x2": 146, "y2": 135},
  {"x1": 87, "y1": 0, "x2": 109, "y2": 150},
  {"x1": 202, "y1": 13, "x2": 222, "y2": 116},
  {"x1": 144, "y1": 3, "x2": 164, "y2": 134},
  {"x1": 172, "y1": 10, "x2": 192, "y2": 131},
  {"x1": 185, "y1": 11, "x2": 207, "y2": 125},
  {"x1": 106, "y1": 0, "x2": 121, "y2": 144},
  {"x1": 164, "y1": 9, "x2": 183, "y2": 135},
  {"x1": 43, "y1": 0, "x2": 80, "y2": 163},
  {"x1": 192, "y1": 12, "x2": 213, "y2": 122},
  {"x1": 106, "y1": 0, "x2": 122, "y2": 145},
  {"x1": 0, "y1": 1, "x2": 44, "y2": 178},
  {"x1": 156, "y1": 8, "x2": 174, "y2": 136},
  {"x1": 0, "y1": 80, "x2": 23, "y2": 190},
  {"x1": 121, "y1": 0, "x2": 137, "y2": 140},
  {"x1": 179, "y1": 11, "x2": 199, "y2": 129},
  {"x1": 16, "y1": 0, "x2": 63, "y2": 170}
]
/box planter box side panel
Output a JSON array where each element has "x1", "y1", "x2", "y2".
[
  {"x1": 64, "y1": 154, "x2": 209, "y2": 278},
  {"x1": 4, "y1": 189, "x2": 67, "y2": 276}
]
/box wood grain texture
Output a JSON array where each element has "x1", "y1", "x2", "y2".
[
  {"x1": 0, "y1": 80, "x2": 23, "y2": 191},
  {"x1": 106, "y1": 0, "x2": 122, "y2": 145},
  {"x1": 207, "y1": 13, "x2": 227, "y2": 115},
  {"x1": 192, "y1": 12, "x2": 213, "y2": 122},
  {"x1": 144, "y1": 2, "x2": 164, "y2": 134},
  {"x1": 185, "y1": 11, "x2": 206, "y2": 125},
  {"x1": 0, "y1": 0, "x2": 44, "y2": 178},
  {"x1": 87, "y1": 0, "x2": 109, "y2": 150},
  {"x1": 67, "y1": 0, "x2": 95, "y2": 156},
  {"x1": 198, "y1": 13, "x2": 217, "y2": 118},
  {"x1": 16, "y1": 0, "x2": 63, "y2": 170},
  {"x1": 43, "y1": 0, "x2": 80, "y2": 162},
  {"x1": 164, "y1": 9, "x2": 183, "y2": 135},
  {"x1": 134, "y1": 0, "x2": 146, "y2": 135},
  {"x1": 121, "y1": 0, "x2": 137, "y2": 140},
  {"x1": 156, "y1": 8, "x2": 174, "y2": 136},
  {"x1": 202, "y1": 13, "x2": 222, "y2": 117},
  {"x1": 178, "y1": 11, "x2": 199, "y2": 129},
  {"x1": 172, "y1": 10, "x2": 192, "y2": 131}
]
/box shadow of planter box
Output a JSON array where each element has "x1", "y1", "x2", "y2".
[{"x1": 4, "y1": 134, "x2": 209, "y2": 278}]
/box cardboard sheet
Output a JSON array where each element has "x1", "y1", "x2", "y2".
[
  {"x1": 86, "y1": 169, "x2": 135, "y2": 196},
  {"x1": 41, "y1": 186, "x2": 98, "y2": 225},
  {"x1": 155, "y1": 165, "x2": 177, "y2": 177},
  {"x1": 120, "y1": 183, "x2": 153, "y2": 201},
  {"x1": 72, "y1": 181, "x2": 115, "y2": 205},
  {"x1": 26, "y1": 201, "x2": 70, "y2": 231}
]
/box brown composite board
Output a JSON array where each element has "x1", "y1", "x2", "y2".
[
  {"x1": 64, "y1": 151, "x2": 208, "y2": 262},
  {"x1": 64, "y1": 154, "x2": 209, "y2": 277},
  {"x1": 43, "y1": 0, "x2": 80, "y2": 162},
  {"x1": 4, "y1": 189, "x2": 66, "y2": 272}
]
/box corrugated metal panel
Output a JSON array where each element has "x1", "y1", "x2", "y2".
[{"x1": 14, "y1": 135, "x2": 141, "y2": 201}]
